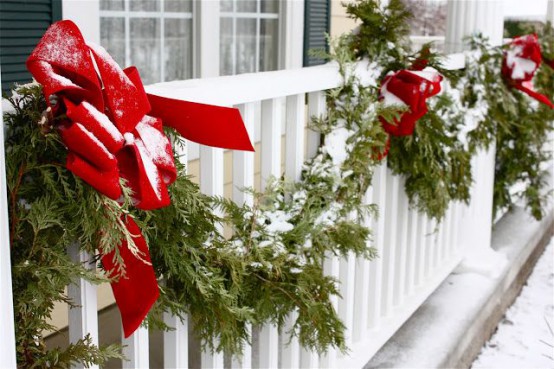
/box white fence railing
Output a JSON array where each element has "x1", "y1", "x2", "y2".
[{"x1": 0, "y1": 54, "x2": 496, "y2": 368}]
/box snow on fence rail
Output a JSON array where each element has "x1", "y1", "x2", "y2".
[{"x1": 0, "y1": 54, "x2": 495, "y2": 368}]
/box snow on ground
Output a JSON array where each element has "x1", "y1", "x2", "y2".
[{"x1": 472, "y1": 237, "x2": 554, "y2": 369}]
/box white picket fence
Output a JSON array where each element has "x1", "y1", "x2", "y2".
[{"x1": 0, "y1": 52, "x2": 497, "y2": 368}]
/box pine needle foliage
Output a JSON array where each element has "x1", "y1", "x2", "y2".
[
  {"x1": 5, "y1": 84, "x2": 124, "y2": 368},
  {"x1": 460, "y1": 27, "x2": 554, "y2": 220},
  {"x1": 339, "y1": 0, "x2": 474, "y2": 220}
]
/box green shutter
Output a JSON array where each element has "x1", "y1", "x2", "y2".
[
  {"x1": 303, "y1": 0, "x2": 331, "y2": 67},
  {"x1": 0, "y1": 0, "x2": 62, "y2": 92}
]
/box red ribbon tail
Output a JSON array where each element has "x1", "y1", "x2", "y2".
[
  {"x1": 101, "y1": 217, "x2": 159, "y2": 338},
  {"x1": 516, "y1": 84, "x2": 554, "y2": 109},
  {"x1": 147, "y1": 93, "x2": 255, "y2": 152}
]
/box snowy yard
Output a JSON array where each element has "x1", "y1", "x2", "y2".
[{"x1": 472, "y1": 237, "x2": 554, "y2": 369}]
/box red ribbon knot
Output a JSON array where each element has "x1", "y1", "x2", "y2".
[{"x1": 502, "y1": 34, "x2": 554, "y2": 108}]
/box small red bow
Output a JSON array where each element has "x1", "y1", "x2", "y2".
[
  {"x1": 27, "y1": 20, "x2": 253, "y2": 337},
  {"x1": 502, "y1": 34, "x2": 554, "y2": 108},
  {"x1": 378, "y1": 68, "x2": 443, "y2": 137}
]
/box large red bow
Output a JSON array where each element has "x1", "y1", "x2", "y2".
[
  {"x1": 27, "y1": 20, "x2": 253, "y2": 337},
  {"x1": 502, "y1": 34, "x2": 554, "y2": 108},
  {"x1": 378, "y1": 68, "x2": 443, "y2": 136}
]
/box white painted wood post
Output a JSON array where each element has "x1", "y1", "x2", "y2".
[
  {"x1": 163, "y1": 313, "x2": 188, "y2": 369},
  {"x1": 367, "y1": 162, "x2": 387, "y2": 328},
  {"x1": 307, "y1": 91, "x2": 325, "y2": 159},
  {"x1": 280, "y1": 311, "x2": 301, "y2": 368},
  {"x1": 548, "y1": 0, "x2": 554, "y2": 24},
  {"x1": 0, "y1": 68, "x2": 18, "y2": 368},
  {"x1": 445, "y1": 0, "x2": 503, "y2": 270},
  {"x1": 380, "y1": 169, "x2": 399, "y2": 316},
  {"x1": 194, "y1": 0, "x2": 220, "y2": 78},
  {"x1": 230, "y1": 103, "x2": 255, "y2": 369},
  {"x1": 123, "y1": 326, "x2": 150, "y2": 369},
  {"x1": 164, "y1": 141, "x2": 189, "y2": 369},
  {"x1": 445, "y1": 0, "x2": 504, "y2": 53},
  {"x1": 285, "y1": 94, "x2": 306, "y2": 182},
  {"x1": 279, "y1": 0, "x2": 305, "y2": 69},
  {"x1": 393, "y1": 177, "x2": 408, "y2": 307},
  {"x1": 258, "y1": 97, "x2": 283, "y2": 369},
  {"x1": 68, "y1": 245, "x2": 99, "y2": 369}
]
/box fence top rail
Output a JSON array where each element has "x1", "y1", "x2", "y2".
[{"x1": 145, "y1": 53, "x2": 465, "y2": 106}]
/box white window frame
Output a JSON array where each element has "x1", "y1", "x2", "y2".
[
  {"x1": 99, "y1": 0, "x2": 194, "y2": 83},
  {"x1": 220, "y1": 3, "x2": 280, "y2": 75},
  {"x1": 62, "y1": 0, "x2": 304, "y2": 79}
]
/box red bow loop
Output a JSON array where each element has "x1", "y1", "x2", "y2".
[
  {"x1": 379, "y1": 68, "x2": 443, "y2": 137},
  {"x1": 26, "y1": 20, "x2": 254, "y2": 338},
  {"x1": 502, "y1": 34, "x2": 554, "y2": 108}
]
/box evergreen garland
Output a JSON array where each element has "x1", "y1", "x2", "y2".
[{"x1": 4, "y1": 1, "x2": 554, "y2": 367}]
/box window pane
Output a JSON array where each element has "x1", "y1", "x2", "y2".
[
  {"x1": 164, "y1": 19, "x2": 193, "y2": 81},
  {"x1": 259, "y1": 19, "x2": 278, "y2": 71},
  {"x1": 130, "y1": 0, "x2": 160, "y2": 12},
  {"x1": 100, "y1": 0, "x2": 124, "y2": 11},
  {"x1": 236, "y1": 19, "x2": 256, "y2": 74},
  {"x1": 221, "y1": 0, "x2": 233, "y2": 12},
  {"x1": 260, "y1": 0, "x2": 278, "y2": 13},
  {"x1": 237, "y1": 0, "x2": 257, "y2": 12},
  {"x1": 130, "y1": 18, "x2": 161, "y2": 84},
  {"x1": 165, "y1": 0, "x2": 192, "y2": 12},
  {"x1": 100, "y1": 17, "x2": 126, "y2": 68},
  {"x1": 220, "y1": 18, "x2": 234, "y2": 75}
]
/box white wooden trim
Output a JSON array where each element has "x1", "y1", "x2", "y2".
[
  {"x1": 0, "y1": 67, "x2": 17, "y2": 369},
  {"x1": 280, "y1": 311, "x2": 301, "y2": 368},
  {"x1": 195, "y1": 0, "x2": 220, "y2": 78},
  {"x1": 280, "y1": 0, "x2": 305, "y2": 69},
  {"x1": 63, "y1": 0, "x2": 101, "y2": 44}
]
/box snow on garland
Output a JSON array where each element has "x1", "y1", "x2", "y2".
[{"x1": 5, "y1": 0, "x2": 553, "y2": 367}]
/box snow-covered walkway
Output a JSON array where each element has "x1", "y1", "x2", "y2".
[{"x1": 472, "y1": 237, "x2": 554, "y2": 369}]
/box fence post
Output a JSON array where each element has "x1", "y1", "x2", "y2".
[
  {"x1": 445, "y1": 0, "x2": 506, "y2": 272},
  {"x1": 0, "y1": 69, "x2": 18, "y2": 367}
]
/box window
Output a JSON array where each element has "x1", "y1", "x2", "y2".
[
  {"x1": 220, "y1": 0, "x2": 279, "y2": 76},
  {"x1": 100, "y1": 0, "x2": 193, "y2": 85}
]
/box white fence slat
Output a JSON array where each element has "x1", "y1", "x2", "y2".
[
  {"x1": 307, "y1": 91, "x2": 325, "y2": 159},
  {"x1": 367, "y1": 162, "x2": 387, "y2": 328},
  {"x1": 393, "y1": 178, "x2": 409, "y2": 306},
  {"x1": 300, "y1": 348, "x2": 320, "y2": 369},
  {"x1": 230, "y1": 104, "x2": 254, "y2": 369},
  {"x1": 163, "y1": 313, "x2": 188, "y2": 369},
  {"x1": 0, "y1": 69, "x2": 17, "y2": 367},
  {"x1": 258, "y1": 324, "x2": 279, "y2": 368},
  {"x1": 338, "y1": 252, "x2": 356, "y2": 346},
  {"x1": 424, "y1": 219, "x2": 436, "y2": 278},
  {"x1": 68, "y1": 245, "x2": 98, "y2": 369},
  {"x1": 261, "y1": 98, "x2": 283, "y2": 189},
  {"x1": 234, "y1": 103, "x2": 256, "y2": 205},
  {"x1": 381, "y1": 170, "x2": 400, "y2": 316},
  {"x1": 123, "y1": 326, "x2": 150, "y2": 369},
  {"x1": 200, "y1": 146, "x2": 225, "y2": 197},
  {"x1": 285, "y1": 94, "x2": 306, "y2": 182},
  {"x1": 280, "y1": 312, "x2": 301, "y2": 369},
  {"x1": 353, "y1": 183, "x2": 372, "y2": 341},
  {"x1": 319, "y1": 253, "x2": 339, "y2": 368},
  {"x1": 201, "y1": 347, "x2": 224, "y2": 369},
  {"x1": 415, "y1": 214, "x2": 428, "y2": 286},
  {"x1": 231, "y1": 324, "x2": 252, "y2": 368},
  {"x1": 405, "y1": 208, "x2": 418, "y2": 296}
]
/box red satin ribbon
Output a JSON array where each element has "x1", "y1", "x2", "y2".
[
  {"x1": 378, "y1": 68, "x2": 443, "y2": 137},
  {"x1": 27, "y1": 20, "x2": 253, "y2": 337},
  {"x1": 502, "y1": 34, "x2": 554, "y2": 108}
]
